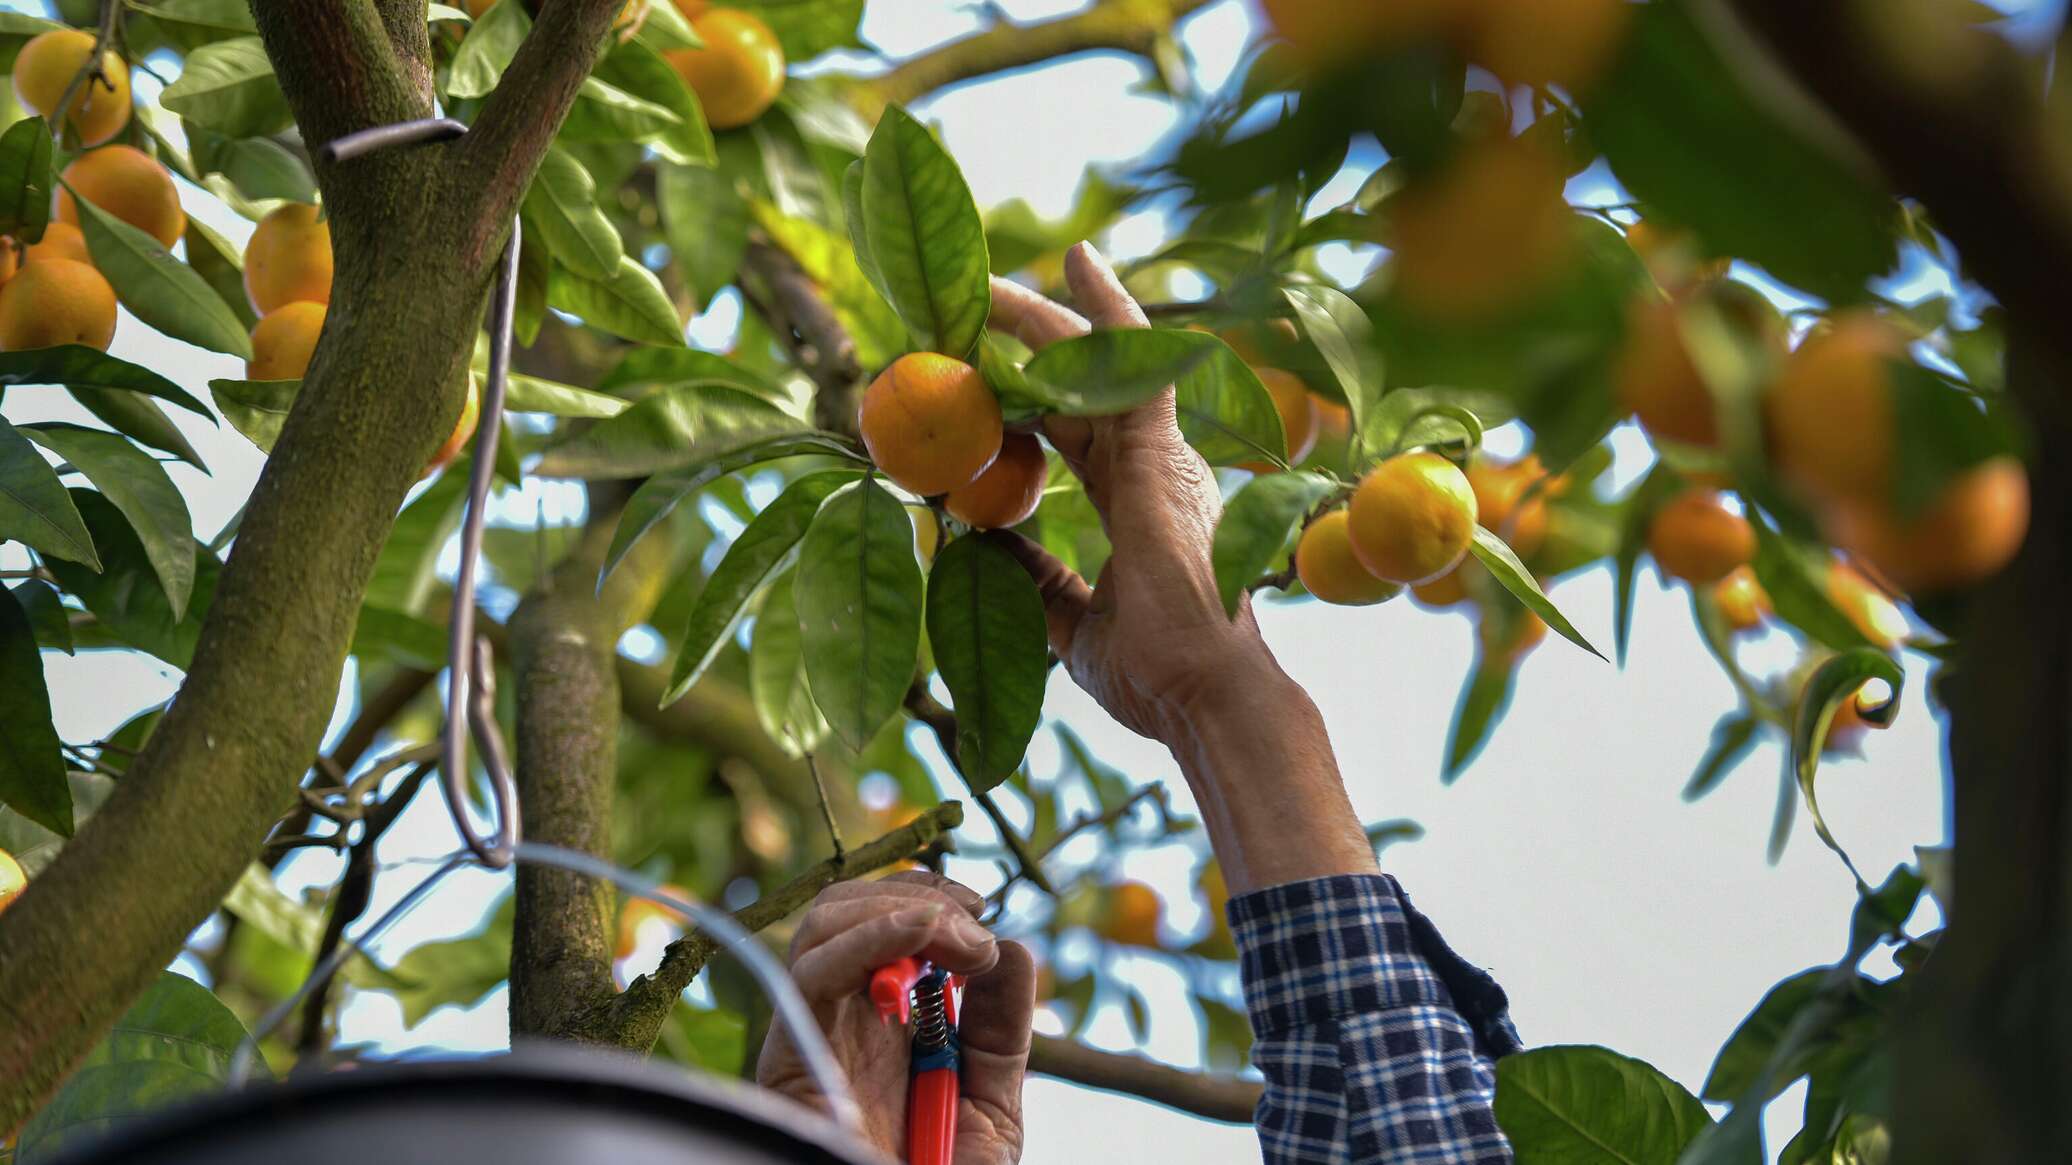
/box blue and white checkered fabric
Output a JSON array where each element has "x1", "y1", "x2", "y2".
[{"x1": 1229, "y1": 875, "x2": 1522, "y2": 1164}]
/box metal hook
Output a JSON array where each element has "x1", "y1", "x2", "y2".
[{"x1": 324, "y1": 116, "x2": 522, "y2": 869}]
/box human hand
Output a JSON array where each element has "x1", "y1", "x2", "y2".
[
  {"x1": 756, "y1": 872, "x2": 1036, "y2": 1164},
  {"x1": 987, "y1": 244, "x2": 1291, "y2": 747}
]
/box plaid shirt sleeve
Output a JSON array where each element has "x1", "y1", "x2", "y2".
[{"x1": 1227, "y1": 874, "x2": 1523, "y2": 1164}]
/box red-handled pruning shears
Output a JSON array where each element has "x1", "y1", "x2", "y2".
[{"x1": 870, "y1": 957, "x2": 960, "y2": 1165}]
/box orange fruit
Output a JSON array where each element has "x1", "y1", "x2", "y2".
[
  {"x1": 1480, "y1": 607, "x2": 1548, "y2": 663},
  {"x1": 1766, "y1": 311, "x2": 1905, "y2": 505},
  {"x1": 57, "y1": 145, "x2": 187, "y2": 249},
  {"x1": 1099, "y1": 880, "x2": 1162, "y2": 948},
  {"x1": 1239, "y1": 368, "x2": 1320, "y2": 473},
  {"x1": 0, "y1": 240, "x2": 14, "y2": 284},
  {"x1": 1411, "y1": 559, "x2": 1477, "y2": 608},
  {"x1": 1315, "y1": 395, "x2": 1351, "y2": 438},
  {"x1": 1711, "y1": 564, "x2": 1770, "y2": 634},
  {"x1": 1260, "y1": 0, "x2": 1461, "y2": 69},
  {"x1": 23, "y1": 222, "x2": 91, "y2": 266},
  {"x1": 1616, "y1": 295, "x2": 1717, "y2": 449},
  {"x1": 1465, "y1": 0, "x2": 1631, "y2": 90},
  {"x1": 858, "y1": 352, "x2": 1003, "y2": 496},
  {"x1": 1624, "y1": 219, "x2": 1729, "y2": 292},
  {"x1": 1827, "y1": 562, "x2": 1909, "y2": 649},
  {"x1": 424, "y1": 376, "x2": 482, "y2": 478},
  {"x1": 1387, "y1": 135, "x2": 1574, "y2": 322},
  {"x1": 0, "y1": 847, "x2": 25, "y2": 916},
  {"x1": 944, "y1": 430, "x2": 1046, "y2": 529},
  {"x1": 1466, "y1": 456, "x2": 1550, "y2": 557},
  {"x1": 1296, "y1": 509, "x2": 1402, "y2": 606},
  {"x1": 1822, "y1": 683, "x2": 1894, "y2": 755},
  {"x1": 1825, "y1": 457, "x2": 2029, "y2": 594},
  {"x1": 247, "y1": 301, "x2": 327, "y2": 380},
  {"x1": 1647, "y1": 489, "x2": 1754, "y2": 584},
  {"x1": 666, "y1": 8, "x2": 785, "y2": 131},
  {"x1": 0, "y1": 259, "x2": 117, "y2": 351},
  {"x1": 13, "y1": 29, "x2": 130, "y2": 147},
  {"x1": 1347, "y1": 451, "x2": 1479, "y2": 585},
  {"x1": 1212, "y1": 318, "x2": 1299, "y2": 366},
  {"x1": 615, "y1": 883, "x2": 693, "y2": 960},
  {"x1": 671, "y1": 0, "x2": 711, "y2": 15},
  {"x1": 244, "y1": 203, "x2": 333, "y2": 314}
]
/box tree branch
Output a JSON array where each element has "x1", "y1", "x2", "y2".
[
  {"x1": 904, "y1": 684, "x2": 1056, "y2": 894},
  {"x1": 856, "y1": 0, "x2": 1214, "y2": 113},
  {"x1": 742, "y1": 240, "x2": 863, "y2": 433},
  {"x1": 600, "y1": 800, "x2": 965, "y2": 1050},
  {"x1": 1025, "y1": 1035, "x2": 1260, "y2": 1124}
]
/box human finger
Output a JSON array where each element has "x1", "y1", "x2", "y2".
[
  {"x1": 953, "y1": 940, "x2": 1036, "y2": 1113},
  {"x1": 988, "y1": 276, "x2": 1089, "y2": 351},
  {"x1": 788, "y1": 906, "x2": 1001, "y2": 1004}
]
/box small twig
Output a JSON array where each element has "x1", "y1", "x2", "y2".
[
  {"x1": 804, "y1": 752, "x2": 845, "y2": 861},
  {"x1": 1246, "y1": 564, "x2": 1297, "y2": 596},
  {"x1": 903, "y1": 683, "x2": 1057, "y2": 894},
  {"x1": 262, "y1": 832, "x2": 349, "y2": 856},
  {"x1": 46, "y1": 0, "x2": 121, "y2": 150},
  {"x1": 1038, "y1": 783, "x2": 1168, "y2": 864},
  {"x1": 1026, "y1": 1035, "x2": 1260, "y2": 1124}
]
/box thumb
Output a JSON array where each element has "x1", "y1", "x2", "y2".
[
  {"x1": 953, "y1": 940, "x2": 1036, "y2": 1120},
  {"x1": 990, "y1": 531, "x2": 1091, "y2": 658}
]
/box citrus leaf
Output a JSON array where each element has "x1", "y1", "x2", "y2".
[
  {"x1": 926, "y1": 533, "x2": 1049, "y2": 790},
  {"x1": 1176, "y1": 342, "x2": 1288, "y2": 467},
  {"x1": 1749, "y1": 520, "x2": 1875, "y2": 653},
  {"x1": 546, "y1": 253, "x2": 686, "y2": 347},
  {"x1": 600, "y1": 346, "x2": 783, "y2": 399},
  {"x1": 23, "y1": 424, "x2": 195, "y2": 619},
  {"x1": 561, "y1": 75, "x2": 682, "y2": 142},
  {"x1": 794, "y1": 478, "x2": 923, "y2": 751},
  {"x1": 0, "y1": 583, "x2": 71, "y2": 837},
  {"x1": 662, "y1": 469, "x2": 859, "y2": 704},
  {"x1": 388, "y1": 911, "x2": 514, "y2": 1027},
  {"x1": 1684, "y1": 713, "x2": 1759, "y2": 802},
  {"x1": 67, "y1": 389, "x2": 209, "y2": 471},
  {"x1": 12, "y1": 578, "x2": 71, "y2": 654},
  {"x1": 752, "y1": 198, "x2": 906, "y2": 368},
  {"x1": 71, "y1": 187, "x2": 253, "y2": 358},
  {"x1": 1468, "y1": 526, "x2": 1603, "y2": 660},
  {"x1": 1698, "y1": 968, "x2": 1849, "y2": 1102},
  {"x1": 0, "y1": 419, "x2": 97, "y2": 569},
  {"x1": 0, "y1": 771, "x2": 111, "y2": 875},
  {"x1": 1613, "y1": 465, "x2": 1681, "y2": 663},
  {"x1": 749, "y1": 571, "x2": 829, "y2": 755},
  {"x1": 136, "y1": 0, "x2": 257, "y2": 38},
  {"x1": 0, "y1": 345, "x2": 213, "y2": 416},
  {"x1": 447, "y1": 0, "x2": 530, "y2": 99},
  {"x1": 1210, "y1": 471, "x2": 1335, "y2": 617},
  {"x1": 501, "y1": 372, "x2": 628, "y2": 418},
  {"x1": 13, "y1": 1060, "x2": 220, "y2": 1163},
  {"x1": 1443, "y1": 654, "x2": 1515, "y2": 782},
  {"x1": 0, "y1": 115, "x2": 54, "y2": 241},
  {"x1": 1494, "y1": 1045, "x2": 1717, "y2": 1165},
  {"x1": 522, "y1": 147, "x2": 624, "y2": 279},
  {"x1": 860, "y1": 104, "x2": 990, "y2": 358},
  {"x1": 0, "y1": 11, "x2": 63, "y2": 71},
  {"x1": 43, "y1": 491, "x2": 217, "y2": 668},
  {"x1": 1018, "y1": 328, "x2": 1223, "y2": 416},
  {"x1": 187, "y1": 126, "x2": 316, "y2": 203},
  {"x1": 595, "y1": 38, "x2": 714, "y2": 166},
  {"x1": 1284, "y1": 283, "x2": 1380, "y2": 460},
  {"x1": 182, "y1": 217, "x2": 257, "y2": 329},
  {"x1": 365, "y1": 467, "x2": 468, "y2": 613},
  {"x1": 730, "y1": 0, "x2": 864, "y2": 59},
  {"x1": 208, "y1": 377, "x2": 298, "y2": 452},
  {"x1": 658, "y1": 159, "x2": 749, "y2": 312},
  {"x1": 843, "y1": 159, "x2": 887, "y2": 303},
  {"x1": 535, "y1": 383, "x2": 799, "y2": 479},
  {"x1": 158, "y1": 36, "x2": 291, "y2": 138},
  {"x1": 1790, "y1": 649, "x2": 1904, "y2": 880},
  {"x1": 601, "y1": 432, "x2": 865, "y2": 573}
]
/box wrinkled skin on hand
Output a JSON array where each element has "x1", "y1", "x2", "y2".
[
  {"x1": 990, "y1": 245, "x2": 1286, "y2": 746},
  {"x1": 757, "y1": 871, "x2": 1037, "y2": 1164}
]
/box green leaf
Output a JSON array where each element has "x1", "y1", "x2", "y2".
[
  {"x1": 561, "y1": 75, "x2": 683, "y2": 143},
  {"x1": 1210, "y1": 472, "x2": 1335, "y2": 617},
  {"x1": 158, "y1": 36, "x2": 291, "y2": 138},
  {"x1": 662, "y1": 469, "x2": 858, "y2": 703},
  {"x1": 0, "y1": 583, "x2": 71, "y2": 837},
  {"x1": 209, "y1": 378, "x2": 298, "y2": 452},
  {"x1": 0, "y1": 345, "x2": 213, "y2": 417},
  {"x1": 187, "y1": 127, "x2": 317, "y2": 204},
  {"x1": 1888, "y1": 360, "x2": 2016, "y2": 517},
  {"x1": 44, "y1": 491, "x2": 217, "y2": 668},
  {"x1": 860, "y1": 105, "x2": 991, "y2": 358},
  {"x1": 731, "y1": 0, "x2": 865, "y2": 59},
  {"x1": 1700, "y1": 969, "x2": 1837, "y2": 1102},
  {"x1": 222, "y1": 862, "x2": 406, "y2": 991},
  {"x1": 135, "y1": 0, "x2": 257, "y2": 38},
  {"x1": 1443, "y1": 654, "x2": 1515, "y2": 782},
  {"x1": 1585, "y1": 2, "x2": 1896, "y2": 300},
  {"x1": 0, "y1": 115, "x2": 54, "y2": 241},
  {"x1": 600, "y1": 432, "x2": 865, "y2": 569},
  {"x1": 595, "y1": 39, "x2": 714, "y2": 166},
  {"x1": 600, "y1": 346, "x2": 782, "y2": 399},
  {"x1": 447, "y1": 0, "x2": 530, "y2": 100},
  {"x1": 183, "y1": 217, "x2": 258, "y2": 330},
  {"x1": 547, "y1": 254, "x2": 686, "y2": 347},
  {"x1": 1684, "y1": 713, "x2": 1759, "y2": 802},
  {"x1": 0, "y1": 419, "x2": 97, "y2": 569},
  {"x1": 925, "y1": 533, "x2": 1049, "y2": 790},
  {"x1": 1494, "y1": 1045, "x2": 1718, "y2": 1165},
  {"x1": 842, "y1": 159, "x2": 886, "y2": 300},
  {"x1": 388, "y1": 908, "x2": 514, "y2": 1027},
  {"x1": 0, "y1": 771, "x2": 112, "y2": 875},
  {"x1": 535, "y1": 383, "x2": 799, "y2": 479},
  {"x1": 1176, "y1": 343, "x2": 1289, "y2": 467},
  {"x1": 0, "y1": 11, "x2": 63, "y2": 71},
  {"x1": 752, "y1": 199, "x2": 905, "y2": 368},
  {"x1": 71, "y1": 188, "x2": 253, "y2": 358},
  {"x1": 1613, "y1": 466, "x2": 1681, "y2": 663},
  {"x1": 1791, "y1": 649, "x2": 1904, "y2": 879},
  {"x1": 659, "y1": 160, "x2": 750, "y2": 312},
  {"x1": 1283, "y1": 285, "x2": 1379, "y2": 458},
  {"x1": 794, "y1": 478, "x2": 924, "y2": 750},
  {"x1": 351, "y1": 604, "x2": 447, "y2": 671},
  {"x1": 633, "y1": 0, "x2": 700, "y2": 49},
  {"x1": 1468, "y1": 527, "x2": 1603, "y2": 659},
  {"x1": 13, "y1": 578, "x2": 72, "y2": 654},
  {"x1": 24, "y1": 424, "x2": 195, "y2": 618},
  {"x1": 69, "y1": 389, "x2": 209, "y2": 471},
  {"x1": 523, "y1": 147, "x2": 624, "y2": 279},
  {"x1": 1750, "y1": 521, "x2": 1875, "y2": 653},
  {"x1": 749, "y1": 571, "x2": 829, "y2": 754},
  {"x1": 365, "y1": 468, "x2": 468, "y2": 613},
  {"x1": 502, "y1": 372, "x2": 628, "y2": 419},
  {"x1": 1017, "y1": 328, "x2": 1222, "y2": 416},
  {"x1": 13, "y1": 1060, "x2": 220, "y2": 1163}
]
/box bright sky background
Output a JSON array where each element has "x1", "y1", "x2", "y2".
[{"x1": 3, "y1": 1, "x2": 1990, "y2": 1160}]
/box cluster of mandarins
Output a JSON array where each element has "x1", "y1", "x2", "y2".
[
  {"x1": 856, "y1": 352, "x2": 1049, "y2": 530},
  {"x1": 463, "y1": 0, "x2": 787, "y2": 131}
]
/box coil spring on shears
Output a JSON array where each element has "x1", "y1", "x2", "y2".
[{"x1": 910, "y1": 971, "x2": 953, "y2": 1053}]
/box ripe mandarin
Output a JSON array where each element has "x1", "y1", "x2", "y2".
[
  {"x1": 1296, "y1": 509, "x2": 1402, "y2": 606},
  {"x1": 858, "y1": 352, "x2": 1003, "y2": 496},
  {"x1": 1346, "y1": 451, "x2": 1479, "y2": 585},
  {"x1": 0, "y1": 259, "x2": 117, "y2": 351},
  {"x1": 944, "y1": 430, "x2": 1046, "y2": 529}
]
